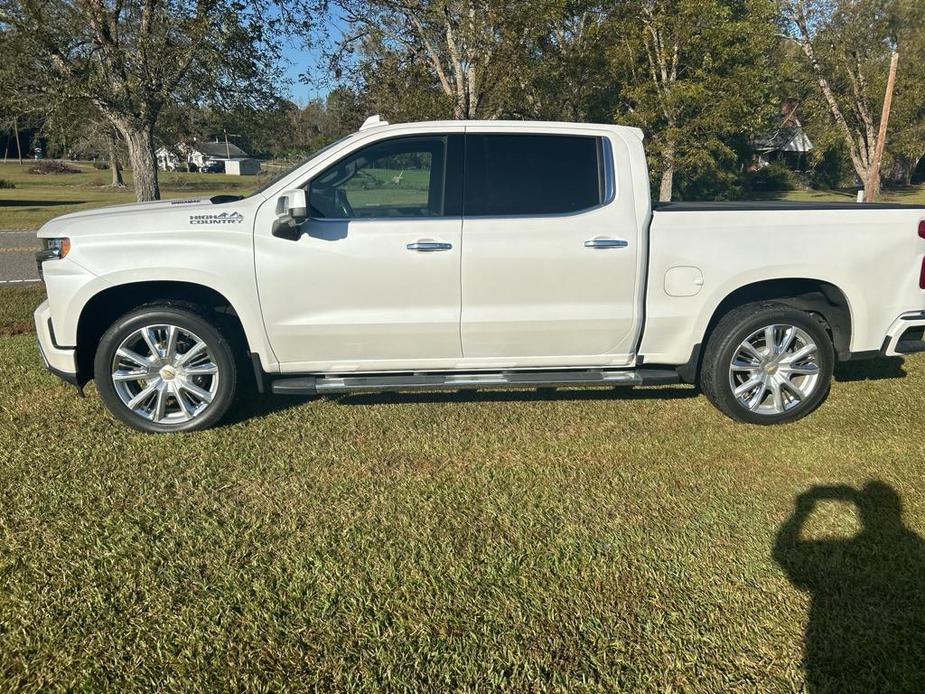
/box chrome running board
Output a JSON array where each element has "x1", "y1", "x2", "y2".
[{"x1": 270, "y1": 368, "x2": 680, "y2": 396}]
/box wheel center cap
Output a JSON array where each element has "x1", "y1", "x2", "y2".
[
  {"x1": 159, "y1": 365, "x2": 178, "y2": 381},
  {"x1": 765, "y1": 362, "x2": 779, "y2": 375}
]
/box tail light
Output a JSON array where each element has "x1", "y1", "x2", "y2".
[{"x1": 919, "y1": 222, "x2": 925, "y2": 288}]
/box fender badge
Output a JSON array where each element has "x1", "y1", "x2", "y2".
[{"x1": 190, "y1": 211, "x2": 244, "y2": 225}]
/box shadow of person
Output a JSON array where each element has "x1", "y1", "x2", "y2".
[{"x1": 773, "y1": 482, "x2": 925, "y2": 692}]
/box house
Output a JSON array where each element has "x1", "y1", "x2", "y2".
[
  {"x1": 752, "y1": 99, "x2": 813, "y2": 170},
  {"x1": 155, "y1": 139, "x2": 261, "y2": 175}
]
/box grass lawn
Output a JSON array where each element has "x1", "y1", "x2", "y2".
[
  {"x1": 0, "y1": 162, "x2": 262, "y2": 230},
  {"x1": 776, "y1": 186, "x2": 925, "y2": 204},
  {"x1": 1, "y1": 284, "x2": 924, "y2": 690}
]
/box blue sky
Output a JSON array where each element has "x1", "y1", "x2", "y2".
[
  {"x1": 280, "y1": 43, "x2": 329, "y2": 104},
  {"x1": 276, "y1": 9, "x2": 347, "y2": 106}
]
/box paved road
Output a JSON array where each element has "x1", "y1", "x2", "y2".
[{"x1": 0, "y1": 230, "x2": 40, "y2": 284}]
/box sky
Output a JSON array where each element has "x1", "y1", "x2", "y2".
[
  {"x1": 280, "y1": 43, "x2": 330, "y2": 105},
  {"x1": 276, "y1": 9, "x2": 347, "y2": 106}
]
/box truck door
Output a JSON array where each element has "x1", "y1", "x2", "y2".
[
  {"x1": 254, "y1": 132, "x2": 465, "y2": 371},
  {"x1": 459, "y1": 130, "x2": 642, "y2": 364}
]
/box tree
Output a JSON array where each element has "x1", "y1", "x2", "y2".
[
  {"x1": 611, "y1": 0, "x2": 778, "y2": 200},
  {"x1": 512, "y1": 3, "x2": 616, "y2": 122},
  {"x1": 326, "y1": 0, "x2": 567, "y2": 120},
  {"x1": 0, "y1": 0, "x2": 316, "y2": 200},
  {"x1": 779, "y1": 0, "x2": 906, "y2": 200}
]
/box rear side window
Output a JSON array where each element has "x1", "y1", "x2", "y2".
[{"x1": 464, "y1": 134, "x2": 604, "y2": 216}]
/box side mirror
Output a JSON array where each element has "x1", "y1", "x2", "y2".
[{"x1": 272, "y1": 189, "x2": 309, "y2": 240}]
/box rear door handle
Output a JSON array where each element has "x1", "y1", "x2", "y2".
[
  {"x1": 584, "y1": 238, "x2": 628, "y2": 249},
  {"x1": 407, "y1": 241, "x2": 452, "y2": 252}
]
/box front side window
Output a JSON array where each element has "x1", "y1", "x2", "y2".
[
  {"x1": 309, "y1": 136, "x2": 450, "y2": 219},
  {"x1": 464, "y1": 134, "x2": 604, "y2": 216}
]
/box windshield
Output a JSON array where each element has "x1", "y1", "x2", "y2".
[{"x1": 251, "y1": 135, "x2": 352, "y2": 196}]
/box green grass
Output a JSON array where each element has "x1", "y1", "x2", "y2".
[
  {"x1": 0, "y1": 162, "x2": 262, "y2": 230},
  {"x1": 0, "y1": 284, "x2": 44, "y2": 336},
  {"x1": 1, "y1": 286, "x2": 924, "y2": 690},
  {"x1": 775, "y1": 185, "x2": 925, "y2": 204}
]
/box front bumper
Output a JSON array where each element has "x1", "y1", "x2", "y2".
[
  {"x1": 34, "y1": 300, "x2": 78, "y2": 383},
  {"x1": 883, "y1": 310, "x2": 925, "y2": 356}
]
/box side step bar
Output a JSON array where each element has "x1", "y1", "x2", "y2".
[{"x1": 270, "y1": 368, "x2": 680, "y2": 396}]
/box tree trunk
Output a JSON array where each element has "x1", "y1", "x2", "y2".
[
  {"x1": 118, "y1": 123, "x2": 160, "y2": 201},
  {"x1": 659, "y1": 139, "x2": 675, "y2": 202},
  {"x1": 107, "y1": 131, "x2": 125, "y2": 187},
  {"x1": 13, "y1": 117, "x2": 23, "y2": 165}
]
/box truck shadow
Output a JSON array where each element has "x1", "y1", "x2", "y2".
[
  {"x1": 834, "y1": 356, "x2": 906, "y2": 382},
  {"x1": 221, "y1": 386, "x2": 700, "y2": 423},
  {"x1": 331, "y1": 385, "x2": 699, "y2": 406},
  {"x1": 773, "y1": 481, "x2": 925, "y2": 691}
]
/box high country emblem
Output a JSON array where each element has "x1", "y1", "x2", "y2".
[{"x1": 190, "y1": 211, "x2": 244, "y2": 225}]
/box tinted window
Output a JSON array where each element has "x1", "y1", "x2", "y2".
[
  {"x1": 464, "y1": 134, "x2": 603, "y2": 216},
  {"x1": 310, "y1": 136, "x2": 450, "y2": 219}
]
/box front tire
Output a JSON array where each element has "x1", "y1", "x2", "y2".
[
  {"x1": 700, "y1": 302, "x2": 834, "y2": 425},
  {"x1": 94, "y1": 304, "x2": 238, "y2": 433}
]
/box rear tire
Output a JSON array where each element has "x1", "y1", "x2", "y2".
[
  {"x1": 700, "y1": 302, "x2": 834, "y2": 425},
  {"x1": 94, "y1": 304, "x2": 238, "y2": 433}
]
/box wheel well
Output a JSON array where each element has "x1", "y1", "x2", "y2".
[
  {"x1": 706, "y1": 278, "x2": 851, "y2": 358},
  {"x1": 75, "y1": 281, "x2": 249, "y2": 385}
]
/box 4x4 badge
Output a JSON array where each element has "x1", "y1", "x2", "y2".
[{"x1": 189, "y1": 211, "x2": 244, "y2": 225}]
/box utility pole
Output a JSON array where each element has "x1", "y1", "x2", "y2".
[
  {"x1": 224, "y1": 128, "x2": 230, "y2": 160},
  {"x1": 866, "y1": 50, "x2": 899, "y2": 203}
]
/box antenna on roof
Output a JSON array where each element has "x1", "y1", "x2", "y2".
[{"x1": 360, "y1": 114, "x2": 389, "y2": 131}]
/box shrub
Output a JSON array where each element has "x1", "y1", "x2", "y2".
[
  {"x1": 92, "y1": 161, "x2": 110, "y2": 170},
  {"x1": 743, "y1": 162, "x2": 799, "y2": 194},
  {"x1": 0, "y1": 178, "x2": 14, "y2": 189},
  {"x1": 29, "y1": 160, "x2": 81, "y2": 175},
  {"x1": 809, "y1": 144, "x2": 853, "y2": 190}
]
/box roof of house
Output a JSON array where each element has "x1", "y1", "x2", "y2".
[
  {"x1": 753, "y1": 126, "x2": 813, "y2": 153},
  {"x1": 752, "y1": 100, "x2": 814, "y2": 153},
  {"x1": 192, "y1": 141, "x2": 249, "y2": 158}
]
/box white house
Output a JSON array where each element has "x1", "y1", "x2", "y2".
[
  {"x1": 752, "y1": 99, "x2": 814, "y2": 170},
  {"x1": 156, "y1": 140, "x2": 261, "y2": 175}
]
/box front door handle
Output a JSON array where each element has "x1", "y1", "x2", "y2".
[
  {"x1": 584, "y1": 238, "x2": 628, "y2": 249},
  {"x1": 407, "y1": 241, "x2": 452, "y2": 252}
]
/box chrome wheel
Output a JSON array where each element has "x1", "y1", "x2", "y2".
[
  {"x1": 728, "y1": 324, "x2": 820, "y2": 415},
  {"x1": 110, "y1": 324, "x2": 220, "y2": 425}
]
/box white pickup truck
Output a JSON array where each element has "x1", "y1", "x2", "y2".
[{"x1": 34, "y1": 117, "x2": 925, "y2": 432}]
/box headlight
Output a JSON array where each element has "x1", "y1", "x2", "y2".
[
  {"x1": 41, "y1": 237, "x2": 71, "y2": 259},
  {"x1": 35, "y1": 237, "x2": 70, "y2": 279}
]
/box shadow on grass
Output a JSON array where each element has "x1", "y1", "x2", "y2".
[
  {"x1": 0, "y1": 199, "x2": 86, "y2": 207},
  {"x1": 834, "y1": 357, "x2": 906, "y2": 382},
  {"x1": 774, "y1": 482, "x2": 925, "y2": 691},
  {"x1": 219, "y1": 391, "x2": 316, "y2": 426},
  {"x1": 218, "y1": 385, "x2": 700, "y2": 423},
  {"x1": 332, "y1": 385, "x2": 699, "y2": 406}
]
